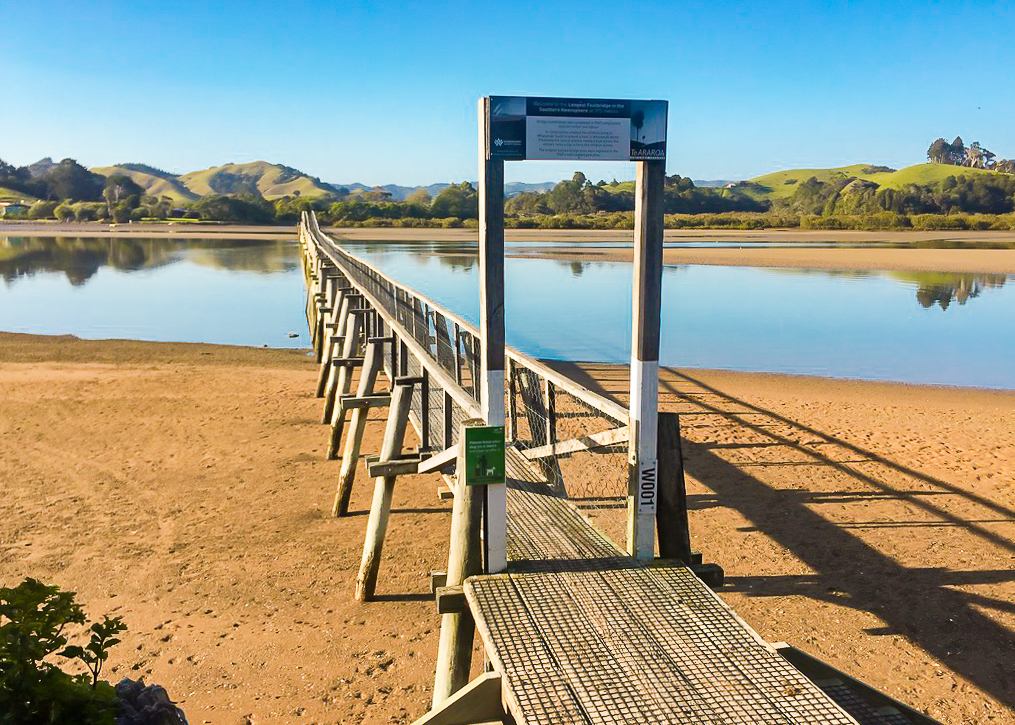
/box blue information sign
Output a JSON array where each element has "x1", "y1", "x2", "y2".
[{"x1": 488, "y1": 96, "x2": 667, "y2": 162}]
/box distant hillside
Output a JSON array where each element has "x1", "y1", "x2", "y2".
[
  {"x1": 0, "y1": 185, "x2": 38, "y2": 202},
  {"x1": 740, "y1": 163, "x2": 1004, "y2": 202},
  {"x1": 27, "y1": 158, "x2": 56, "y2": 178},
  {"x1": 91, "y1": 165, "x2": 198, "y2": 203},
  {"x1": 179, "y1": 161, "x2": 338, "y2": 200},
  {"x1": 333, "y1": 180, "x2": 560, "y2": 200}
]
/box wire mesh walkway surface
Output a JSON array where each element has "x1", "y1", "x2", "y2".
[{"x1": 485, "y1": 469, "x2": 861, "y2": 725}]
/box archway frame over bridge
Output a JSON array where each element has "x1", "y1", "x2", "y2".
[{"x1": 478, "y1": 95, "x2": 672, "y2": 564}]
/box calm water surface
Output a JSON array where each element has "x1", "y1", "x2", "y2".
[
  {"x1": 342, "y1": 241, "x2": 1015, "y2": 390},
  {"x1": 1, "y1": 236, "x2": 1012, "y2": 389},
  {"x1": 0, "y1": 237, "x2": 307, "y2": 347}
]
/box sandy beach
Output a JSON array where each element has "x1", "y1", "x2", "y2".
[
  {"x1": 1, "y1": 331, "x2": 1013, "y2": 724},
  {"x1": 2, "y1": 229, "x2": 1014, "y2": 723}
]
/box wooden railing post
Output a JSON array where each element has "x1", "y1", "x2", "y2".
[
  {"x1": 628, "y1": 159, "x2": 665, "y2": 561},
  {"x1": 478, "y1": 96, "x2": 507, "y2": 574}
]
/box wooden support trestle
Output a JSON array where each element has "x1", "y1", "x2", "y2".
[
  {"x1": 355, "y1": 378, "x2": 417, "y2": 601},
  {"x1": 324, "y1": 309, "x2": 367, "y2": 454},
  {"x1": 315, "y1": 286, "x2": 351, "y2": 396},
  {"x1": 318, "y1": 290, "x2": 354, "y2": 403},
  {"x1": 332, "y1": 339, "x2": 386, "y2": 515}
]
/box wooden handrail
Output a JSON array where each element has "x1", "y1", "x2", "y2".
[{"x1": 304, "y1": 212, "x2": 628, "y2": 430}]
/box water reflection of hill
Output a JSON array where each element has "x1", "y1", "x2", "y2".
[
  {"x1": 888, "y1": 272, "x2": 1008, "y2": 310},
  {"x1": 770, "y1": 267, "x2": 1008, "y2": 310},
  {"x1": 0, "y1": 237, "x2": 297, "y2": 285}
]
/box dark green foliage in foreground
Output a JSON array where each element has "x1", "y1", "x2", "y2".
[{"x1": 0, "y1": 578, "x2": 125, "y2": 725}]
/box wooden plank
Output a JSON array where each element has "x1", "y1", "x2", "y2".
[
  {"x1": 468, "y1": 566, "x2": 860, "y2": 725},
  {"x1": 509, "y1": 570, "x2": 699, "y2": 724},
  {"x1": 657, "y1": 412, "x2": 692, "y2": 564},
  {"x1": 339, "y1": 393, "x2": 391, "y2": 410},
  {"x1": 435, "y1": 585, "x2": 467, "y2": 614},
  {"x1": 409, "y1": 672, "x2": 504, "y2": 725},
  {"x1": 367, "y1": 457, "x2": 423, "y2": 477},
  {"x1": 418, "y1": 442, "x2": 461, "y2": 475},
  {"x1": 520, "y1": 425, "x2": 629, "y2": 461}
]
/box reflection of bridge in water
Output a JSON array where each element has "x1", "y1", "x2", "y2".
[{"x1": 299, "y1": 212, "x2": 939, "y2": 725}]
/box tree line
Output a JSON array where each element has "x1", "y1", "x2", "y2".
[
  {"x1": 926, "y1": 136, "x2": 1015, "y2": 173},
  {"x1": 5, "y1": 152, "x2": 1015, "y2": 228}
]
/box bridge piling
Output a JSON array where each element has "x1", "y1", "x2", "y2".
[
  {"x1": 315, "y1": 286, "x2": 348, "y2": 397},
  {"x1": 432, "y1": 419, "x2": 485, "y2": 707},
  {"x1": 319, "y1": 291, "x2": 354, "y2": 412},
  {"x1": 333, "y1": 337, "x2": 385, "y2": 516},
  {"x1": 325, "y1": 309, "x2": 365, "y2": 457},
  {"x1": 355, "y1": 378, "x2": 416, "y2": 601}
]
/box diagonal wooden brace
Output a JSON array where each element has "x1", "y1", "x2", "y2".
[
  {"x1": 355, "y1": 379, "x2": 417, "y2": 600},
  {"x1": 331, "y1": 341, "x2": 386, "y2": 515}
]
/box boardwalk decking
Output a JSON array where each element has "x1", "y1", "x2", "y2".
[
  {"x1": 471, "y1": 468, "x2": 860, "y2": 724},
  {"x1": 299, "y1": 214, "x2": 928, "y2": 725}
]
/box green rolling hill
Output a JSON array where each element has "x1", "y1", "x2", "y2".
[
  {"x1": 740, "y1": 163, "x2": 1004, "y2": 202},
  {"x1": 178, "y1": 161, "x2": 338, "y2": 200},
  {"x1": 91, "y1": 165, "x2": 198, "y2": 204},
  {"x1": 0, "y1": 186, "x2": 38, "y2": 202}
]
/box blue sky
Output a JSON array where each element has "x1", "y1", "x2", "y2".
[{"x1": 2, "y1": 0, "x2": 1012, "y2": 186}]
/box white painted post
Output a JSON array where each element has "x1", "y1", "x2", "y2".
[
  {"x1": 628, "y1": 159, "x2": 666, "y2": 560},
  {"x1": 478, "y1": 97, "x2": 507, "y2": 574}
]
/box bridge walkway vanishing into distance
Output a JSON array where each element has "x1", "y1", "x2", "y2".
[{"x1": 297, "y1": 213, "x2": 938, "y2": 725}]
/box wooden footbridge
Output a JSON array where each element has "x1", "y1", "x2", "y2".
[{"x1": 297, "y1": 212, "x2": 937, "y2": 725}]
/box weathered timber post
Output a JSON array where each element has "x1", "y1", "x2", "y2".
[
  {"x1": 355, "y1": 378, "x2": 416, "y2": 601},
  {"x1": 432, "y1": 418, "x2": 486, "y2": 706},
  {"x1": 314, "y1": 272, "x2": 338, "y2": 362},
  {"x1": 333, "y1": 338, "x2": 385, "y2": 516},
  {"x1": 628, "y1": 159, "x2": 666, "y2": 560},
  {"x1": 320, "y1": 292, "x2": 356, "y2": 414},
  {"x1": 315, "y1": 287, "x2": 350, "y2": 398},
  {"x1": 325, "y1": 309, "x2": 366, "y2": 458},
  {"x1": 656, "y1": 412, "x2": 692, "y2": 564},
  {"x1": 478, "y1": 96, "x2": 507, "y2": 574}
]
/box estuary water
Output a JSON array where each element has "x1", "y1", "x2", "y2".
[{"x1": 1, "y1": 235, "x2": 1012, "y2": 389}]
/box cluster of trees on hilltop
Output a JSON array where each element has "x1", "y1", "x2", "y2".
[
  {"x1": 781, "y1": 171, "x2": 1015, "y2": 217},
  {"x1": 927, "y1": 136, "x2": 1015, "y2": 172},
  {"x1": 1, "y1": 156, "x2": 170, "y2": 222},
  {"x1": 504, "y1": 172, "x2": 764, "y2": 216}
]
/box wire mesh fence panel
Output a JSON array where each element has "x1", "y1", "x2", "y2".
[
  {"x1": 428, "y1": 382, "x2": 445, "y2": 450},
  {"x1": 508, "y1": 364, "x2": 630, "y2": 550},
  {"x1": 433, "y1": 312, "x2": 457, "y2": 377}
]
